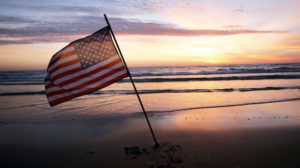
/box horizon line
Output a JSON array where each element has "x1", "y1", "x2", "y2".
[{"x1": 0, "y1": 62, "x2": 299, "y2": 71}]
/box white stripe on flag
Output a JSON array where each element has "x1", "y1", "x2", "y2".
[
  {"x1": 46, "y1": 85, "x2": 64, "y2": 93},
  {"x1": 52, "y1": 46, "x2": 75, "y2": 61},
  {"x1": 54, "y1": 55, "x2": 120, "y2": 84},
  {"x1": 47, "y1": 69, "x2": 127, "y2": 102},
  {"x1": 76, "y1": 69, "x2": 127, "y2": 90},
  {"x1": 50, "y1": 62, "x2": 81, "y2": 79},
  {"x1": 62, "y1": 62, "x2": 124, "y2": 90},
  {"x1": 48, "y1": 54, "x2": 77, "y2": 72}
]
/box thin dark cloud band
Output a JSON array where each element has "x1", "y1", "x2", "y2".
[{"x1": 0, "y1": 16, "x2": 287, "y2": 45}]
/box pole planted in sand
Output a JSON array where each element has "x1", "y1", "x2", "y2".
[{"x1": 104, "y1": 14, "x2": 159, "y2": 146}]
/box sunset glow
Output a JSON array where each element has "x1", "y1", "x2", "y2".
[{"x1": 1, "y1": 0, "x2": 300, "y2": 70}]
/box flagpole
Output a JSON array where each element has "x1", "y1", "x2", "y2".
[{"x1": 104, "y1": 14, "x2": 159, "y2": 146}]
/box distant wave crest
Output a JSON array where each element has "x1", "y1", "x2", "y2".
[
  {"x1": 0, "y1": 63, "x2": 300, "y2": 82},
  {"x1": 0, "y1": 86, "x2": 299, "y2": 96}
]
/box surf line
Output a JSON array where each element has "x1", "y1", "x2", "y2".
[{"x1": 148, "y1": 97, "x2": 300, "y2": 113}]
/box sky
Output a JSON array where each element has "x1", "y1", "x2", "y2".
[{"x1": 0, "y1": 0, "x2": 300, "y2": 70}]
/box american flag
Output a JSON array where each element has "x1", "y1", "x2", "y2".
[{"x1": 45, "y1": 26, "x2": 128, "y2": 106}]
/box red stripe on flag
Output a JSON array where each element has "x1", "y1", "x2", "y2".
[
  {"x1": 57, "y1": 58, "x2": 121, "y2": 86},
  {"x1": 51, "y1": 67, "x2": 82, "y2": 82},
  {"x1": 44, "y1": 26, "x2": 128, "y2": 106},
  {"x1": 46, "y1": 66, "x2": 126, "y2": 97},
  {"x1": 49, "y1": 50, "x2": 77, "y2": 68},
  {"x1": 45, "y1": 83, "x2": 56, "y2": 89},
  {"x1": 48, "y1": 73, "x2": 128, "y2": 106},
  {"x1": 72, "y1": 66, "x2": 126, "y2": 90},
  {"x1": 49, "y1": 59, "x2": 80, "y2": 74},
  {"x1": 49, "y1": 44, "x2": 74, "y2": 66}
]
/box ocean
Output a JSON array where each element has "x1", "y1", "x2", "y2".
[{"x1": 0, "y1": 63, "x2": 300, "y2": 123}]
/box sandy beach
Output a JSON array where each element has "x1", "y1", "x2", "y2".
[
  {"x1": 1, "y1": 100, "x2": 300, "y2": 168},
  {"x1": 1, "y1": 65, "x2": 300, "y2": 168}
]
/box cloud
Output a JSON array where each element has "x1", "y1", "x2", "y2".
[
  {"x1": 115, "y1": 23, "x2": 287, "y2": 36},
  {"x1": 0, "y1": 16, "x2": 35, "y2": 23},
  {"x1": 0, "y1": 37, "x2": 70, "y2": 45},
  {"x1": 0, "y1": 15, "x2": 288, "y2": 45},
  {"x1": 0, "y1": 1, "x2": 155, "y2": 17},
  {"x1": 222, "y1": 25, "x2": 247, "y2": 29}
]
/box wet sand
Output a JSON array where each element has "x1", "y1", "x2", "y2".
[{"x1": 1, "y1": 101, "x2": 300, "y2": 168}]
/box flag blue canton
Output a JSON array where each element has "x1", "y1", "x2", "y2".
[{"x1": 74, "y1": 26, "x2": 118, "y2": 69}]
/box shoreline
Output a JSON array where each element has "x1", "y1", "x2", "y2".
[
  {"x1": 1, "y1": 123, "x2": 300, "y2": 168},
  {"x1": 1, "y1": 101, "x2": 300, "y2": 167}
]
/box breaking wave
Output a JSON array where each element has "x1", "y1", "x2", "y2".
[{"x1": 0, "y1": 86, "x2": 299, "y2": 96}]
